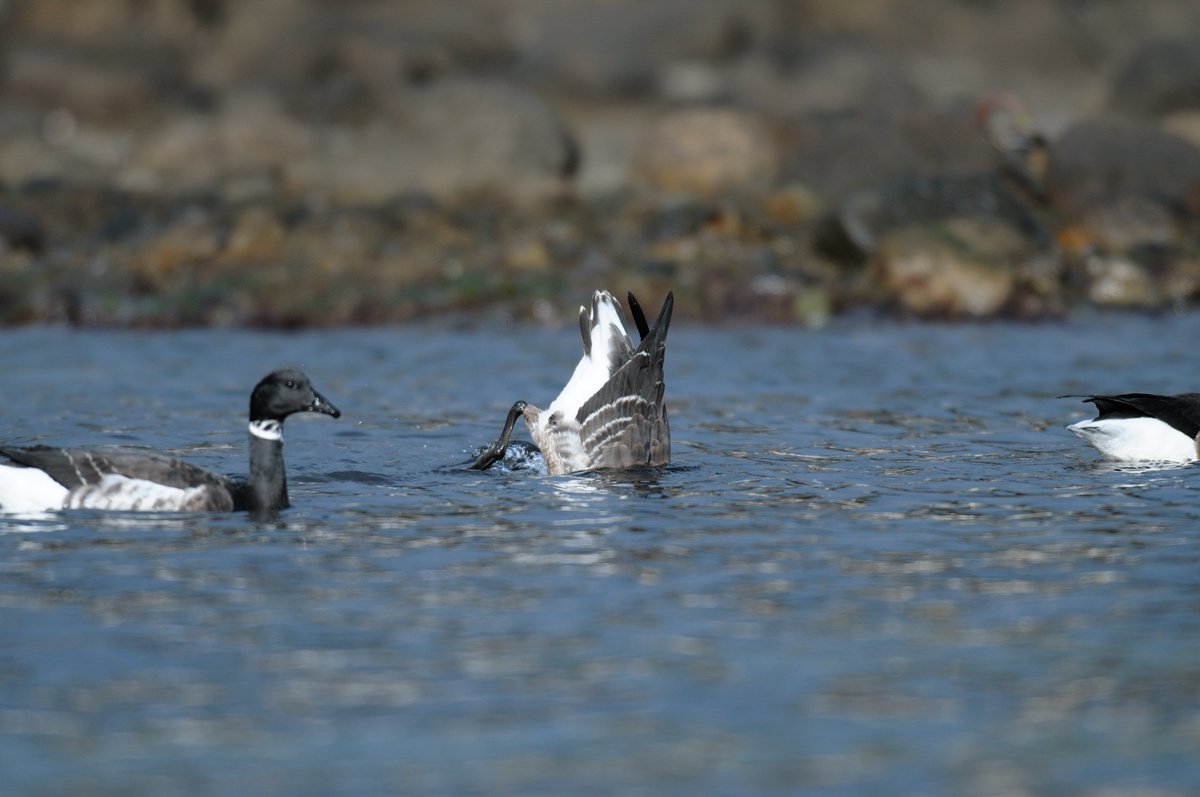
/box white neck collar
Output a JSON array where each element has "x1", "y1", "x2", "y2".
[{"x1": 249, "y1": 419, "x2": 283, "y2": 441}]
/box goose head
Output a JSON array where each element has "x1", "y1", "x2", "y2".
[{"x1": 249, "y1": 368, "x2": 341, "y2": 423}]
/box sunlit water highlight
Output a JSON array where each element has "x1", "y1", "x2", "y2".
[{"x1": 2, "y1": 314, "x2": 1200, "y2": 795}]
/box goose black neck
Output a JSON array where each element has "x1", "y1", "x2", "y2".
[{"x1": 244, "y1": 429, "x2": 288, "y2": 512}]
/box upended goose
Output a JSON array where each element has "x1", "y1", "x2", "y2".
[
  {"x1": 0, "y1": 368, "x2": 340, "y2": 512},
  {"x1": 470, "y1": 290, "x2": 673, "y2": 475},
  {"x1": 1064, "y1": 392, "x2": 1200, "y2": 462}
]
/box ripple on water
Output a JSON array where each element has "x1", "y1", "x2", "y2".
[{"x1": 1, "y1": 318, "x2": 1200, "y2": 794}]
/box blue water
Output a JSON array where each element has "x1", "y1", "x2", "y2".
[{"x1": 2, "y1": 314, "x2": 1200, "y2": 795}]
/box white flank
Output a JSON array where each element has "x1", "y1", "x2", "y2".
[
  {"x1": 0, "y1": 463, "x2": 69, "y2": 512},
  {"x1": 547, "y1": 292, "x2": 632, "y2": 420},
  {"x1": 65, "y1": 474, "x2": 209, "y2": 511},
  {"x1": 249, "y1": 419, "x2": 283, "y2": 441},
  {"x1": 1067, "y1": 417, "x2": 1196, "y2": 462}
]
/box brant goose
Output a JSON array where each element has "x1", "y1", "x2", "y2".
[
  {"x1": 0, "y1": 368, "x2": 340, "y2": 512},
  {"x1": 471, "y1": 290, "x2": 673, "y2": 475},
  {"x1": 1064, "y1": 393, "x2": 1200, "y2": 462}
]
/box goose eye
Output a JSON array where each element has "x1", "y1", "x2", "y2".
[{"x1": 285, "y1": 381, "x2": 295, "y2": 389}]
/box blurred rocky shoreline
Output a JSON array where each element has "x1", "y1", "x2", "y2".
[{"x1": 4, "y1": 0, "x2": 1200, "y2": 326}]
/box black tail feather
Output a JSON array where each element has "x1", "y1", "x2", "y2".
[{"x1": 628, "y1": 292, "x2": 650, "y2": 341}]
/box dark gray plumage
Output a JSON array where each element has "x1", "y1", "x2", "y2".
[
  {"x1": 575, "y1": 292, "x2": 671, "y2": 469},
  {"x1": 470, "y1": 290, "x2": 672, "y2": 475},
  {"x1": 0, "y1": 368, "x2": 340, "y2": 513}
]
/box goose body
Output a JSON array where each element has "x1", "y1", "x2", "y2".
[
  {"x1": 471, "y1": 290, "x2": 672, "y2": 475},
  {"x1": 0, "y1": 369, "x2": 340, "y2": 512},
  {"x1": 1065, "y1": 393, "x2": 1200, "y2": 462}
]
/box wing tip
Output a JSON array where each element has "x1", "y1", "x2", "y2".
[{"x1": 653, "y1": 292, "x2": 674, "y2": 337}]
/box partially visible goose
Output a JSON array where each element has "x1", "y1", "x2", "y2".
[
  {"x1": 0, "y1": 368, "x2": 341, "y2": 512},
  {"x1": 471, "y1": 290, "x2": 673, "y2": 475},
  {"x1": 1063, "y1": 393, "x2": 1200, "y2": 462}
]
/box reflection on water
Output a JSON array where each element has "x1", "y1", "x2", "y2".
[{"x1": 2, "y1": 317, "x2": 1200, "y2": 794}]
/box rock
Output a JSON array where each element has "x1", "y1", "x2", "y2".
[
  {"x1": 1110, "y1": 38, "x2": 1200, "y2": 117},
  {"x1": 125, "y1": 114, "x2": 221, "y2": 193},
  {"x1": 814, "y1": 174, "x2": 1048, "y2": 264},
  {"x1": 292, "y1": 79, "x2": 576, "y2": 203},
  {"x1": 511, "y1": 0, "x2": 769, "y2": 95},
  {"x1": 1162, "y1": 258, "x2": 1200, "y2": 306},
  {"x1": 1073, "y1": 195, "x2": 1178, "y2": 254},
  {"x1": 0, "y1": 136, "x2": 65, "y2": 187},
  {"x1": 223, "y1": 206, "x2": 285, "y2": 264},
  {"x1": 1012, "y1": 252, "x2": 1067, "y2": 314},
  {"x1": 1044, "y1": 117, "x2": 1200, "y2": 219},
  {"x1": 876, "y1": 225, "x2": 1016, "y2": 318},
  {"x1": 220, "y1": 93, "x2": 318, "y2": 174},
  {"x1": 188, "y1": 1, "x2": 513, "y2": 119},
  {"x1": 716, "y1": 273, "x2": 822, "y2": 325},
  {"x1": 766, "y1": 184, "x2": 824, "y2": 225},
  {"x1": 636, "y1": 108, "x2": 778, "y2": 196},
  {"x1": 503, "y1": 236, "x2": 551, "y2": 272},
  {"x1": 97, "y1": 207, "x2": 144, "y2": 242},
  {"x1": 58, "y1": 124, "x2": 137, "y2": 174},
  {"x1": 6, "y1": 47, "x2": 156, "y2": 123},
  {"x1": 784, "y1": 107, "x2": 998, "y2": 203},
  {"x1": 792, "y1": 287, "x2": 833, "y2": 329},
  {"x1": 289, "y1": 208, "x2": 388, "y2": 277},
  {"x1": 404, "y1": 79, "x2": 576, "y2": 183},
  {"x1": 979, "y1": 96, "x2": 1200, "y2": 250},
  {"x1": 137, "y1": 208, "x2": 222, "y2": 287},
  {"x1": 570, "y1": 111, "x2": 647, "y2": 197},
  {"x1": 0, "y1": 120, "x2": 139, "y2": 190},
  {"x1": 657, "y1": 60, "x2": 728, "y2": 104},
  {"x1": 120, "y1": 94, "x2": 317, "y2": 197},
  {"x1": 12, "y1": 0, "x2": 196, "y2": 43},
  {"x1": 1163, "y1": 110, "x2": 1200, "y2": 149},
  {"x1": 737, "y1": 42, "x2": 919, "y2": 118},
  {"x1": 0, "y1": 206, "x2": 45, "y2": 253},
  {"x1": 1084, "y1": 255, "x2": 1155, "y2": 307}
]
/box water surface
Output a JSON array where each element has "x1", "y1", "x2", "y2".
[{"x1": 2, "y1": 314, "x2": 1200, "y2": 795}]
